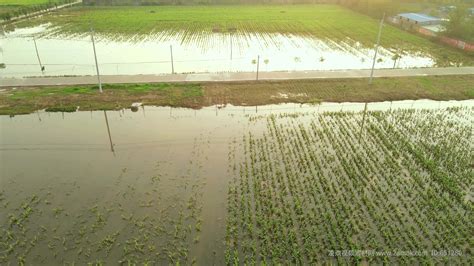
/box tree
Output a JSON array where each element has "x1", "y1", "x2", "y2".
[{"x1": 445, "y1": 5, "x2": 474, "y2": 42}]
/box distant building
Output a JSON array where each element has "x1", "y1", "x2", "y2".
[
  {"x1": 417, "y1": 24, "x2": 446, "y2": 38},
  {"x1": 397, "y1": 13, "x2": 443, "y2": 30},
  {"x1": 397, "y1": 13, "x2": 443, "y2": 26},
  {"x1": 422, "y1": 25, "x2": 445, "y2": 33}
]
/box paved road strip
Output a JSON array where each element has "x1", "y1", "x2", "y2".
[{"x1": 1, "y1": 67, "x2": 473, "y2": 87}]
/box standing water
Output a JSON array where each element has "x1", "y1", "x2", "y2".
[
  {"x1": 0, "y1": 25, "x2": 435, "y2": 78},
  {"x1": 1, "y1": 100, "x2": 472, "y2": 264}
]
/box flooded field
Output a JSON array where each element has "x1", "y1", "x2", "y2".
[
  {"x1": 0, "y1": 24, "x2": 437, "y2": 78},
  {"x1": 1, "y1": 100, "x2": 473, "y2": 264}
]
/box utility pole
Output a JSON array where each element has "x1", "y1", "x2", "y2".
[
  {"x1": 256, "y1": 55, "x2": 260, "y2": 81},
  {"x1": 170, "y1": 45, "x2": 174, "y2": 74},
  {"x1": 90, "y1": 24, "x2": 102, "y2": 93},
  {"x1": 230, "y1": 34, "x2": 233, "y2": 60},
  {"x1": 369, "y1": 13, "x2": 385, "y2": 85},
  {"x1": 33, "y1": 36, "x2": 44, "y2": 73}
]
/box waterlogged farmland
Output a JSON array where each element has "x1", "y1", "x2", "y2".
[
  {"x1": 1, "y1": 107, "x2": 230, "y2": 264},
  {"x1": 1, "y1": 5, "x2": 472, "y2": 77},
  {"x1": 1, "y1": 101, "x2": 473, "y2": 264},
  {"x1": 7, "y1": 5, "x2": 466, "y2": 51},
  {"x1": 226, "y1": 106, "x2": 473, "y2": 264},
  {"x1": 2, "y1": 28, "x2": 434, "y2": 77}
]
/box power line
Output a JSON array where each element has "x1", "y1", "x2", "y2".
[{"x1": 4, "y1": 57, "x2": 248, "y2": 66}]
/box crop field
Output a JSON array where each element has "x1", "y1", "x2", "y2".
[
  {"x1": 226, "y1": 107, "x2": 473, "y2": 264},
  {"x1": 1, "y1": 136, "x2": 210, "y2": 264},
  {"x1": 0, "y1": 0, "x2": 69, "y2": 20},
  {"x1": 1, "y1": 104, "x2": 473, "y2": 264},
  {"x1": 13, "y1": 5, "x2": 473, "y2": 66},
  {"x1": 2, "y1": 2, "x2": 473, "y2": 264},
  {"x1": 8, "y1": 4, "x2": 433, "y2": 46},
  {"x1": 1, "y1": 0, "x2": 59, "y2": 5}
]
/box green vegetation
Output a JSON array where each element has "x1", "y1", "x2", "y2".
[
  {"x1": 0, "y1": 142, "x2": 207, "y2": 264},
  {"x1": 4, "y1": 83, "x2": 202, "y2": 100},
  {"x1": 2, "y1": 0, "x2": 60, "y2": 4},
  {"x1": 1, "y1": 75, "x2": 473, "y2": 115},
  {"x1": 204, "y1": 75, "x2": 474, "y2": 105},
  {"x1": 341, "y1": 0, "x2": 401, "y2": 16},
  {"x1": 0, "y1": 0, "x2": 74, "y2": 21},
  {"x1": 340, "y1": 1, "x2": 473, "y2": 42},
  {"x1": 44, "y1": 106, "x2": 77, "y2": 112},
  {"x1": 444, "y1": 5, "x2": 474, "y2": 42},
  {"x1": 14, "y1": 5, "x2": 473, "y2": 65},
  {"x1": 226, "y1": 106, "x2": 473, "y2": 264},
  {"x1": 0, "y1": 83, "x2": 204, "y2": 115},
  {"x1": 1, "y1": 85, "x2": 472, "y2": 263}
]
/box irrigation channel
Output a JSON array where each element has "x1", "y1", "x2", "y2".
[
  {"x1": 1, "y1": 99, "x2": 473, "y2": 264},
  {"x1": 0, "y1": 24, "x2": 436, "y2": 78}
]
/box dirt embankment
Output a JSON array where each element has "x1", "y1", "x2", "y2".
[{"x1": 1, "y1": 75, "x2": 473, "y2": 115}]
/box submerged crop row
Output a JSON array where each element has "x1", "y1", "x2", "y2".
[
  {"x1": 0, "y1": 137, "x2": 208, "y2": 264},
  {"x1": 226, "y1": 107, "x2": 473, "y2": 264}
]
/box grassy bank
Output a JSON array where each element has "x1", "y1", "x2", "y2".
[
  {"x1": 12, "y1": 5, "x2": 473, "y2": 66},
  {"x1": 1, "y1": 75, "x2": 473, "y2": 115}
]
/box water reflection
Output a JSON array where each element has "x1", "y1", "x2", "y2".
[
  {"x1": 1, "y1": 100, "x2": 472, "y2": 264},
  {"x1": 1, "y1": 26, "x2": 435, "y2": 78},
  {"x1": 103, "y1": 110, "x2": 115, "y2": 153},
  {"x1": 2, "y1": 100, "x2": 472, "y2": 152}
]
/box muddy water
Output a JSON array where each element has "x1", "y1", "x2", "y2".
[
  {"x1": 0, "y1": 25, "x2": 435, "y2": 78},
  {"x1": 1, "y1": 100, "x2": 472, "y2": 264},
  {"x1": 1, "y1": 109, "x2": 237, "y2": 264}
]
